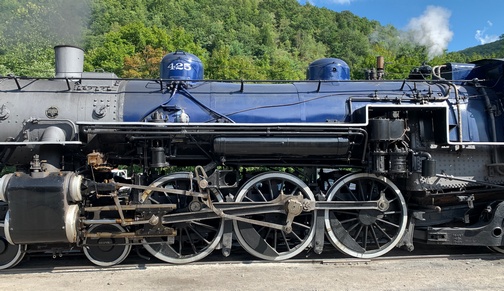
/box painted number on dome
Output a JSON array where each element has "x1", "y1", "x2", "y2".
[{"x1": 168, "y1": 62, "x2": 192, "y2": 71}]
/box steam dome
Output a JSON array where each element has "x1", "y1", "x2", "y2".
[
  {"x1": 307, "y1": 58, "x2": 350, "y2": 81},
  {"x1": 160, "y1": 51, "x2": 203, "y2": 80}
]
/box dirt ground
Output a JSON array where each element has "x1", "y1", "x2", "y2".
[{"x1": 1, "y1": 257, "x2": 503, "y2": 290}]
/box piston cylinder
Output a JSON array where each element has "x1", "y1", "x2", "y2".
[{"x1": 2, "y1": 172, "x2": 82, "y2": 244}]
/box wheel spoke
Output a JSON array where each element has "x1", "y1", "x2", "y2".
[
  {"x1": 369, "y1": 181, "x2": 377, "y2": 201},
  {"x1": 290, "y1": 230, "x2": 303, "y2": 243},
  {"x1": 347, "y1": 221, "x2": 361, "y2": 233},
  {"x1": 191, "y1": 221, "x2": 218, "y2": 232},
  {"x1": 370, "y1": 225, "x2": 381, "y2": 248},
  {"x1": 244, "y1": 195, "x2": 255, "y2": 202},
  {"x1": 340, "y1": 217, "x2": 359, "y2": 224},
  {"x1": 384, "y1": 211, "x2": 400, "y2": 215},
  {"x1": 184, "y1": 227, "x2": 198, "y2": 254},
  {"x1": 281, "y1": 231, "x2": 291, "y2": 251},
  {"x1": 292, "y1": 221, "x2": 311, "y2": 230},
  {"x1": 148, "y1": 196, "x2": 161, "y2": 204},
  {"x1": 268, "y1": 180, "x2": 274, "y2": 199},
  {"x1": 388, "y1": 197, "x2": 398, "y2": 204},
  {"x1": 254, "y1": 185, "x2": 268, "y2": 202},
  {"x1": 363, "y1": 226, "x2": 369, "y2": 249},
  {"x1": 178, "y1": 230, "x2": 183, "y2": 255},
  {"x1": 357, "y1": 180, "x2": 366, "y2": 201},
  {"x1": 342, "y1": 184, "x2": 358, "y2": 201},
  {"x1": 188, "y1": 225, "x2": 211, "y2": 245},
  {"x1": 256, "y1": 226, "x2": 266, "y2": 234},
  {"x1": 273, "y1": 230, "x2": 278, "y2": 249},
  {"x1": 264, "y1": 227, "x2": 272, "y2": 240},
  {"x1": 376, "y1": 218, "x2": 400, "y2": 228},
  {"x1": 353, "y1": 224, "x2": 364, "y2": 241},
  {"x1": 373, "y1": 222, "x2": 393, "y2": 241}
]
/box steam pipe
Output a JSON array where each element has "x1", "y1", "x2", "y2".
[
  {"x1": 432, "y1": 65, "x2": 447, "y2": 79},
  {"x1": 140, "y1": 84, "x2": 178, "y2": 121},
  {"x1": 480, "y1": 86, "x2": 504, "y2": 175},
  {"x1": 179, "y1": 87, "x2": 235, "y2": 123},
  {"x1": 447, "y1": 82, "x2": 463, "y2": 142},
  {"x1": 37, "y1": 126, "x2": 68, "y2": 173}
]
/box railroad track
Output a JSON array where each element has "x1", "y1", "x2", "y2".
[{"x1": 2, "y1": 244, "x2": 501, "y2": 274}]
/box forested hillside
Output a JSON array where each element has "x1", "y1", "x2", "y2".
[
  {"x1": 0, "y1": 0, "x2": 498, "y2": 79},
  {"x1": 459, "y1": 38, "x2": 504, "y2": 58}
]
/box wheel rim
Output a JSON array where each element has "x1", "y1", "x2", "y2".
[
  {"x1": 142, "y1": 173, "x2": 224, "y2": 264},
  {"x1": 324, "y1": 173, "x2": 407, "y2": 258},
  {"x1": 0, "y1": 225, "x2": 26, "y2": 270},
  {"x1": 83, "y1": 224, "x2": 131, "y2": 267},
  {"x1": 233, "y1": 172, "x2": 315, "y2": 261}
]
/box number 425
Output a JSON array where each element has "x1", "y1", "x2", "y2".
[{"x1": 168, "y1": 62, "x2": 192, "y2": 71}]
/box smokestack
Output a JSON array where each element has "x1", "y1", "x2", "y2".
[{"x1": 54, "y1": 45, "x2": 84, "y2": 78}]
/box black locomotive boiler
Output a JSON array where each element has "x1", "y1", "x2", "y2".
[{"x1": 1, "y1": 45, "x2": 504, "y2": 268}]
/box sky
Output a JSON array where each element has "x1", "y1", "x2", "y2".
[{"x1": 297, "y1": 0, "x2": 503, "y2": 53}]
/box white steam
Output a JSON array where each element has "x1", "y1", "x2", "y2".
[
  {"x1": 2, "y1": 0, "x2": 90, "y2": 48},
  {"x1": 405, "y1": 6, "x2": 453, "y2": 59},
  {"x1": 475, "y1": 21, "x2": 499, "y2": 45}
]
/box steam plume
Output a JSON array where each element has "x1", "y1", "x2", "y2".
[
  {"x1": 1, "y1": 0, "x2": 91, "y2": 48},
  {"x1": 405, "y1": 6, "x2": 453, "y2": 59}
]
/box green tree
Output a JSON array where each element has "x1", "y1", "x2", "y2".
[
  {"x1": 85, "y1": 22, "x2": 205, "y2": 76},
  {"x1": 3, "y1": 0, "x2": 496, "y2": 80},
  {"x1": 0, "y1": 0, "x2": 90, "y2": 76}
]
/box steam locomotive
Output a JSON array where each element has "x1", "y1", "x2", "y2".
[{"x1": 1, "y1": 45, "x2": 504, "y2": 268}]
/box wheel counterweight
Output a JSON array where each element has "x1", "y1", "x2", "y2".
[{"x1": 324, "y1": 173, "x2": 407, "y2": 258}]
